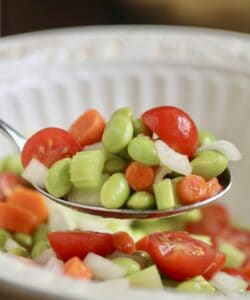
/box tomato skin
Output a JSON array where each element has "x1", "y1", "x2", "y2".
[
  {"x1": 0, "y1": 172, "x2": 26, "y2": 201},
  {"x1": 148, "y1": 231, "x2": 216, "y2": 281},
  {"x1": 142, "y1": 106, "x2": 198, "y2": 157},
  {"x1": 48, "y1": 231, "x2": 114, "y2": 261},
  {"x1": 113, "y1": 231, "x2": 136, "y2": 254},
  {"x1": 203, "y1": 251, "x2": 226, "y2": 280},
  {"x1": 136, "y1": 236, "x2": 149, "y2": 252},
  {"x1": 22, "y1": 128, "x2": 82, "y2": 168}
]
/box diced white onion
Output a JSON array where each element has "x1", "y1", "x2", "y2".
[
  {"x1": 83, "y1": 253, "x2": 125, "y2": 281},
  {"x1": 35, "y1": 248, "x2": 57, "y2": 265},
  {"x1": 44, "y1": 256, "x2": 64, "y2": 274},
  {"x1": 22, "y1": 158, "x2": 48, "y2": 188},
  {"x1": 152, "y1": 133, "x2": 159, "y2": 140},
  {"x1": 154, "y1": 166, "x2": 172, "y2": 184},
  {"x1": 210, "y1": 271, "x2": 248, "y2": 294},
  {"x1": 154, "y1": 140, "x2": 192, "y2": 176},
  {"x1": 198, "y1": 140, "x2": 242, "y2": 161}
]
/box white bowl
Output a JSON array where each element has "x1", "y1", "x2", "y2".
[{"x1": 0, "y1": 26, "x2": 249, "y2": 299}]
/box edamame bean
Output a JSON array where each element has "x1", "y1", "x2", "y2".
[
  {"x1": 111, "y1": 107, "x2": 133, "y2": 119},
  {"x1": 104, "y1": 156, "x2": 128, "y2": 174},
  {"x1": 198, "y1": 130, "x2": 216, "y2": 147},
  {"x1": 128, "y1": 135, "x2": 159, "y2": 166},
  {"x1": 0, "y1": 229, "x2": 11, "y2": 249},
  {"x1": 112, "y1": 257, "x2": 141, "y2": 276},
  {"x1": 127, "y1": 191, "x2": 155, "y2": 209},
  {"x1": 118, "y1": 147, "x2": 131, "y2": 161},
  {"x1": 3, "y1": 154, "x2": 23, "y2": 175},
  {"x1": 9, "y1": 246, "x2": 30, "y2": 258},
  {"x1": 102, "y1": 116, "x2": 134, "y2": 153},
  {"x1": 32, "y1": 224, "x2": 48, "y2": 244},
  {"x1": 153, "y1": 179, "x2": 175, "y2": 210},
  {"x1": 14, "y1": 233, "x2": 32, "y2": 248},
  {"x1": 133, "y1": 119, "x2": 151, "y2": 136},
  {"x1": 46, "y1": 158, "x2": 72, "y2": 198},
  {"x1": 100, "y1": 173, "x2": 130, "y2": 208},
  {"x1": 191, "y1": 150, "x2": 228, "y2": 180},
  {"x1": 31, "y1": 241, "x2": 49, "y2": 259}
]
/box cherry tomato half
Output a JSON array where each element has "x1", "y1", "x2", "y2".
[
  {"x1": 142, "y1": 106, "x2": 198, "y2": 157},
  {"x1": 22, "y1": 128, "x2": 82, "y2": 168},
  {"x1": 147, "y1": 231, "x2": 216, "y2": 281},
  {"x1": 113, "y1": 231, "x2": 136, "y2": 254},
  {"x1": 203, "y1": 251, "x2": 226, "y2": 280},
  {"x1": 48, "y1": 231, "x2": 114, "y2": 261}
]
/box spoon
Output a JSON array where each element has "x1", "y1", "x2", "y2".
[{"x1": 0, "y1": 119, "x2": 231, "y2": 219}]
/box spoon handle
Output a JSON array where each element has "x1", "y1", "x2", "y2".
[{"x1": 0, "y1": 120, "x2": 26, "y2": 151}]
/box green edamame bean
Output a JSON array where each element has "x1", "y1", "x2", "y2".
[
  {"x1": 111, "y1": 107, "x2": 133, "y2": 119},
  {"x1": 0, "y1": 229, "x2": 11, "y2": 249},
  {"x1": 104, "y1": 156, "x2": 128, "y2": 174},
  {"x1": 198, "y1": 130, "x2": 216, "y2": 147},
  {"x1": 118, "y1": 147, "x2": 131, "y2": 161},
  {"x1": 46, "y1": 158, "x2": 72, "y2": 198},
  {"x1": 3, "y1": 154, "x2": 23, "y2": 175},
  {"x1": 127, "y1": 191, "x2": 155, "y2": 209},
  {"x1": 32, "y1": 224, "x2": 48, "y2": 244},
  {"x1": 112, "y1": 257, "x2": 141, "y2": 276},
  {"x1": 14, "y1": 233, "x2": 32, "y2": 249},
  {"x1": 153, "y1": 179, "x2": 175, "y2": 210},
  {"x1": 128, "y1": 135, "x2": 159, "y2": 166},
  {"x1": 31, "y1": 241, "x2": 49, "y2": 259},
  {"x1": 9, "y1": 246, "x2": 30, "y2": 258},
  {"x1": 102, "y1": 116, "x2": 134, "y2": 153},
  {"x1": 191, "y1": 150, "x2": 228, "y2": 180},
  {"x1": 133, "y1": 119, "x2": 151, "y2": 136},
  {"x1": 100, "y1": 173, "x2": 130, "y2": 208}
]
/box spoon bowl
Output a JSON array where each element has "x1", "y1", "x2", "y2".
[{"x1": 0, "y1": 119, "x2": 232, "y2": 219}]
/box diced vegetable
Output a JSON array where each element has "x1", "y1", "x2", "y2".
[
  {"x1": 176, "y1": 276, "x2": 215, "y2": 294},
  {"x1": 112, "y1": 257, "x2": 141, "y2": 276},
  {"x1": 64, "y1": 256, "x2": 92, "y2": 280},
  {"x1": 219, "y1": 242, "x2": 246, "y2": 269},
  {"x1": 83, "y1": 252, "x2": 125, "y2": 281},
  {"x1": 113, "y1": 231, "x2": 136, "y2": 254},
  {"x1": 153, "y1": 179, "x2": 175, "y2": 210},
  {"x1": 22, "y1": 158, "x2": 48, "y2": 189}
]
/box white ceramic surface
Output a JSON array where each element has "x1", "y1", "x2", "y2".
[{"x1": 0, "y1": 26, "x2": 249, "y2": 299}]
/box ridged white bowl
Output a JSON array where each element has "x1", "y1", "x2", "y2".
[{"x1": 0, "y1": 26, "x2": 249, "y2": 300}]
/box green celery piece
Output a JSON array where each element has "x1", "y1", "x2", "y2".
[
  {"x1": 176, "y1": 276, "x2": 215, "y2": 294},
  {"x1": 190, "y1": 234, "x2": 212, "y2": 245},
  {"x1": 127, "y1": 265, "x2": 163, "y2": 289},
  {"x1": 219, "y1": 243, "x2": 246, "y2": 268}
]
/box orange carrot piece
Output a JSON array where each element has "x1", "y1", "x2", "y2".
[
  {"x1": 69, "y1": 109, "x2": 106, "y2": 147},
  {"x1": 206, "y1": 177, "x2": 223, "y2": 198},
  {"x1": 64, "y1": 257, "x2": 92, "y2": 280},
  {"x1": 7, "y1": 187, "x2": 48, "y2": 224},
  {"x1": 125, "y1": 162, "x2": 155, "y2": 191},
  {"x1": 177, "y1": 175, "x2": 208, "y2": 205},
  {"x1": 0, "y1": 203, "x2": 38, "y2": 234}
]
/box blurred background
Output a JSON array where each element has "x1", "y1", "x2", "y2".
[{"x1": 1, "y1": 0, "x2": 250, "y2": 36}]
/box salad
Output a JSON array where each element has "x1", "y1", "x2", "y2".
[
  {"x1": 0, "y1": 156, "x2": 249, "y2": 295},
  {"x1": 21, "y1": 106, "x2": 241, "y2": 210}
]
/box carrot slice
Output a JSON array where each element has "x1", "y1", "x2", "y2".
[
  {"x1": 206, "y1": 177, "x2": 223, "y2": 198},
  {"x1": 7, "y1": 187, "x2": 48, "y2": 224},
  {"x1": 0, "y1": 203, "x2": 38, "y2": 234},
  {"x1": 69, "y1": 109, "x2": 106, "y2": 147},
  {"x1": 177, "y1": 175, "x2": 208, "y2": 205},
  {"x1": 64, "y1": 256, "x2": 92, "y2": 280},
  {"x1": 125, "y1": 162, "x2": 155, "y2": 191}
]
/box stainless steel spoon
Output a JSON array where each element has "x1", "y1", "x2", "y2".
[{"x1": 0, "y1": 119, "x2": 231, "y2": 219}]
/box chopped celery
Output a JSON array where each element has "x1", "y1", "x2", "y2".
[
  {"x1": 0, "y1": 229, "x2": 11, "y2": 250},
  {"x1": 14, "y1": 233, "x2": 32, "y2": 248},
  {"x1": 176, "y1": 276, "x2": 215, "y2": 294},
  {"x1": 127, "y1": 265, "x2": 163, "y2": 289},
  {"x1": 70, "y1": 150, "x2": 106, "y2": 190},
  {"x1": 153, "y1": 179, "x2": 175, "y2": 210},
  {"x1": 219, "y1": 242, "x2": 246, "y2": 268}
]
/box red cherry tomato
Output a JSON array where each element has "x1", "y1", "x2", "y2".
[
  {"x1": 142, "y1": 106, "x2": 198, "y2": 157},
  {"x1": 203, "y1": 251, "x2": 226, "y2": 280},
  {"x1": 22, "y1": 128, "x2": 82, "y2": 168},
  {"x1": 136, "y1": 236, "x2": 149, "y2": 252},
  {"x1": 0, "y1": 172, "x2": 26, "y2": 202},
  {"x1": 147, "y1": 231, "x2": 216, "y2": 281},
  {"x1": 48, "y1": 231, "x2": 114, "y2": 261},
  {"x1": 112, "y1": 231, "x2": 136, "y2": 254}
]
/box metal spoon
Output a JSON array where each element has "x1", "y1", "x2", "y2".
[{"x1": 0, "y1": 119, "x2": 231, "y2": 219}]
